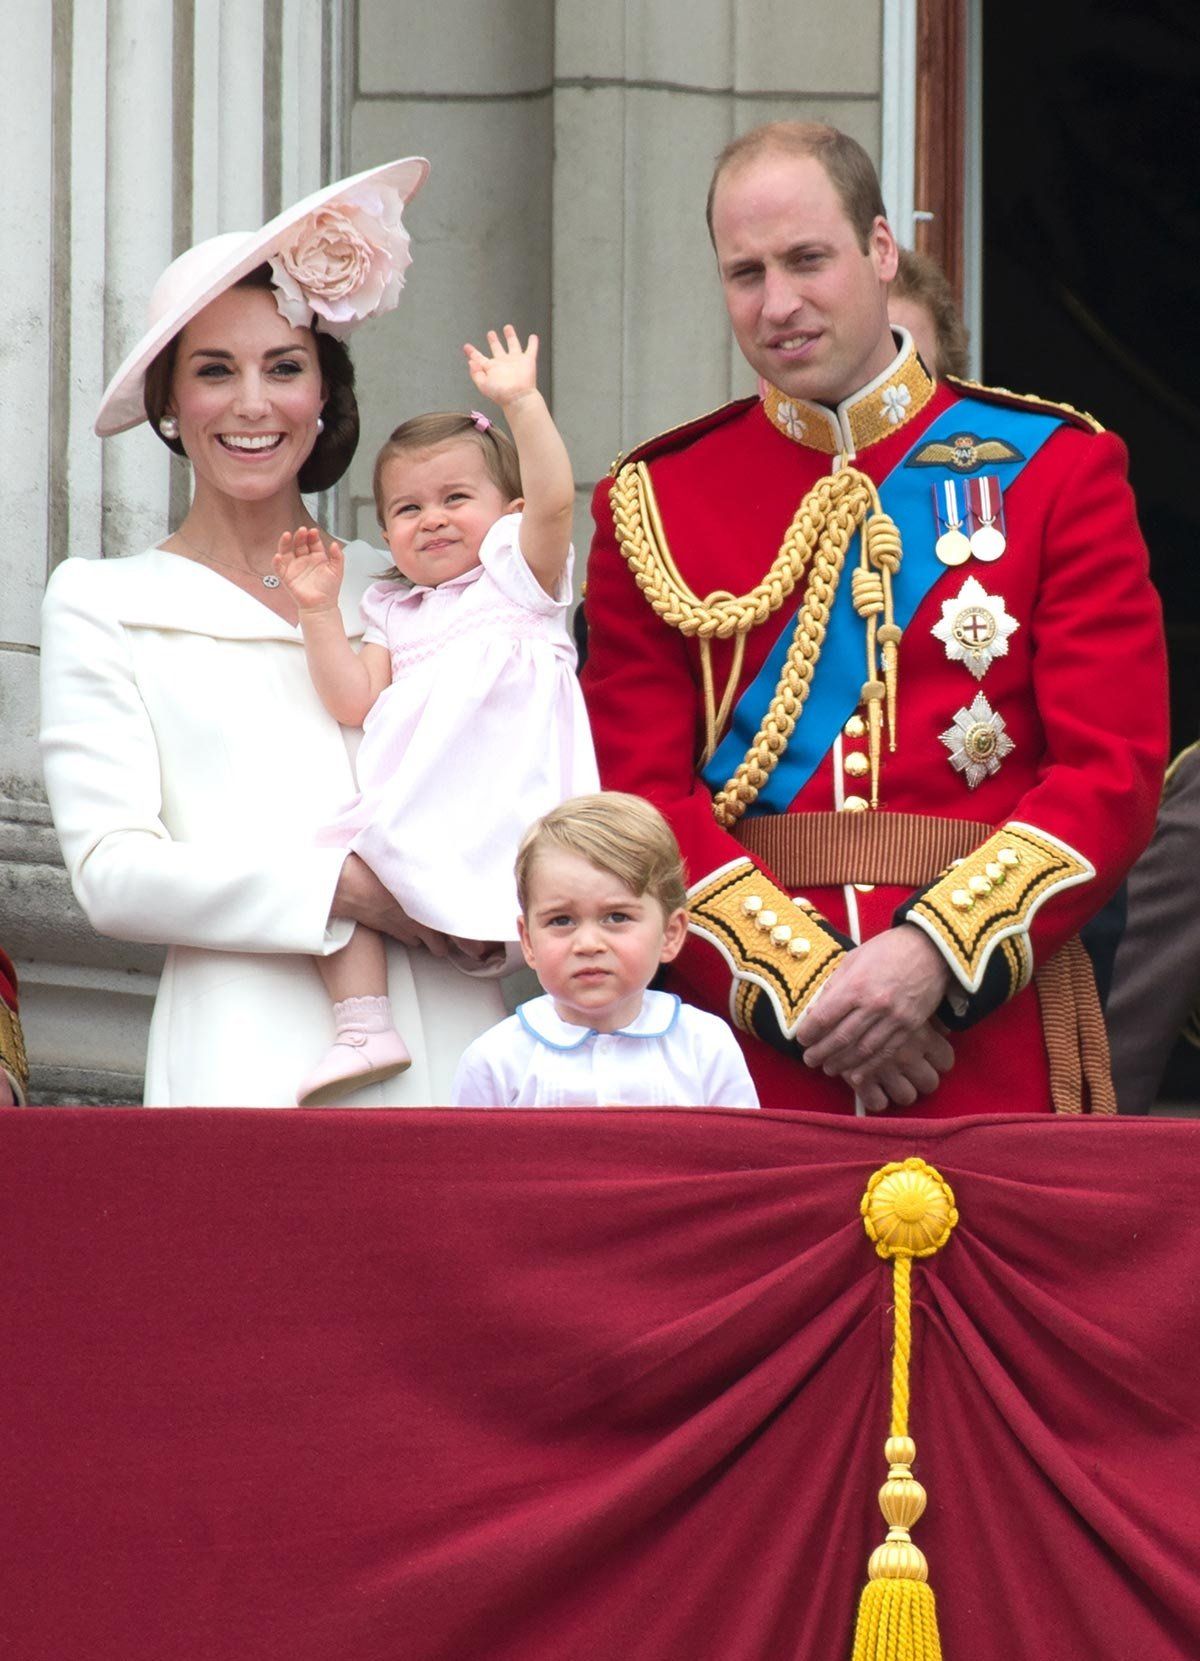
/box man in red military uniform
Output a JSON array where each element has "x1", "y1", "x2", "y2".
[
  {"x1": 581, "y1": 121, "x2": 1167, "y2": 1115},
  {"x1": 0, "y1": 946, "x2": 29, "y2": 1106}
]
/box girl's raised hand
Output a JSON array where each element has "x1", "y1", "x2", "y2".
[
  {"x1": 273, "y1": 527, "x2": 344, "y2": 612},
  {"x1": 463, "y1": 325, "x2": 539, "y2": 409}
]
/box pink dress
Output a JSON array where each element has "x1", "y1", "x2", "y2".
[{"x1": 321, "y1": 514, "x2": 598, "y2": 942}]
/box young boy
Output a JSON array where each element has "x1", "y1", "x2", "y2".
[{"x1": 451, "y1": 793, "x2": 759, "y2": 1108}]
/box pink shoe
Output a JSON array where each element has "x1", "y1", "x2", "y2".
[{"x1": 296, "y1": 1027, "x2": 412, "y2": 1106}]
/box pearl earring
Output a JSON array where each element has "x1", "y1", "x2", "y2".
[
  {"x1": 316, "y1": 415, "x2": 326, "y2": 436},
  {"x1": 159, "y1": 415, "x2": 179, "y2": 440}
]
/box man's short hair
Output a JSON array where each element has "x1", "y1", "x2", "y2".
[
  {"x1": 515, "y1": 792, "x2": 688, "y2": 919},
  {"x1": 891, "y1": 247, "x2": 970, "y2": 379},
  {"x1": 706, "y1": 121, "x2": 886, "y2": 253}
]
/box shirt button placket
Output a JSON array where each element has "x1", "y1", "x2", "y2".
[{"x1": 593, "y1": 1034, "x2": 620, "y2": 1107}]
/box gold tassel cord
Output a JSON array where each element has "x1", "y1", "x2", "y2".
[
  {"x1": 609, "y1": 462, "x2": 905, "y2": 827},
  {"x1": 851, "y1": 1159, "x2": 958, "y2": 1661}
]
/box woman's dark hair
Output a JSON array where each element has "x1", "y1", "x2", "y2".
[{"x1": 142, "y1": 263, "x2": 359, "y2": 492}]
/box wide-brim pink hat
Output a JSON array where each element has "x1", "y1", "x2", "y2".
[{"x1": 95, "y1": 155, "x2": 429, "y2": 437}]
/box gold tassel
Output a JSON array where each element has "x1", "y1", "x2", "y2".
[
  {"x1": 864, "y1": 508, "x2": 903, "y2": 754},
  {"x1": 851, "y1": 1159, "x2": 958, "y2": 1661},
  {"x1": 861, "y1": 679, "x2": 886, "y2": 808}
]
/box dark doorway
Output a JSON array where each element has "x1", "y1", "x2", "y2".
[{"x1": 982, "y1": 1, "x2": 1199, "y2": 752}]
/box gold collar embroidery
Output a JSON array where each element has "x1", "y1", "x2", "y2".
[{"x1": 761, "y1": 329, "x2": 935, "y2": 457}]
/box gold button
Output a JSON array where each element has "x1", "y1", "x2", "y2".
[
  {"x1": 843, "y1": 752, "x2": 869, "y2": 778},
  {"x1": 788, "y1": 937, "x2": 811, "y2": 957},
  {"x1": 742, "y1": 895, "x2": 763, "y2": 915},
  {"x1": 841, "y1": 795, "x2": 869, "y2": 813},
  {"x1": 997, "y1": 847, "x2": 1019, "y2": 867},
  {"x1": 770, "y1": 923, "x2": 792, "y2": 945},
  {"x1": 853, "y1": 882, "x2": 876, "y2": 894},
  {"x1": 985, "y1": 861, "x2": 1004, "y2": 882},
  {"x1": 968, "y1": 874, "x2": 992, "y2": 896},
  {"x1": 951, "y1": 889, "x2": 974, "y2": 910},
  {"x1": 843, "y1": 714, "x2": 867, "y2": 739},
  {"x1": 757, "y1": 910, "x2": 778, "y2": 930}
]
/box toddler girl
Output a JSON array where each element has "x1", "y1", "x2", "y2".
[
  {"x1": 276, "y1": 327, "x2": 597, "y2": 1104},
  {"x1": 451, "y1": 792, "x2": 760, "y2": 1108}
]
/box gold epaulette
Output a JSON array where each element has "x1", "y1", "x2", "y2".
[
  {"x1": 1164, "y1": 738, "x2": 1200, "y2": 794},
  {"x1": 945, "y1": 375, "x2": 1104, "y2": 435},
  {"x1": 608, "y1": 396, "x2": 758, "y2": 478},
  {"x1": 0, "y1": 999, "x2": 28, "y2": 1101}
]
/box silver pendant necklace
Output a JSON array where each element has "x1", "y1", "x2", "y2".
[{"x1": 172, "y1": 529, "x2": 282, "y2": 588}]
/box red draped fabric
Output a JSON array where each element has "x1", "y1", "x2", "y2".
[{"x1": 1, "y1": 1110, "x2": 1197, "y2": 1661}]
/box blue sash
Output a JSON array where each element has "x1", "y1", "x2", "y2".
[{"x1": 700, "y1": 396, "x2": 1062, "y2": 816}]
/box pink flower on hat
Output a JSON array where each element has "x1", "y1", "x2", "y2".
[{"x1": 268, "y1": 183, "x2": 412, "y2": 339}]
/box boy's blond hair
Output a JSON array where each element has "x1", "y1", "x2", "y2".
[{"x1": 516, "y1": 793, "x2": 688, "y2": 918}]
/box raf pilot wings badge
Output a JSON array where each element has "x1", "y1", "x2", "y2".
[{"x1": 907, "y1": 432, "x2": 1025, "y2": 473}]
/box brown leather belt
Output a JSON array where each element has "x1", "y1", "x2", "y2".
[
  {"x1": 732, "y1": 809, "x2": 1115, "y2": 1114},
  {"x1": 734, "y1": 811, "x2": 994, "y2": 889}
]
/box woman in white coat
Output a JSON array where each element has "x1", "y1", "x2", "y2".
[{"x1": 39, "y1": 159, "x2": 507, "y2": 1106}]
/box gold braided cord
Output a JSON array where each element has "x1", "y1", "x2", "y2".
[
  {"x1": 611, "y1": 459, "x2": 905, "y2": 825},
  {"x1": 890, "y1": 1255, "x2": 913, "y2": 1440}
]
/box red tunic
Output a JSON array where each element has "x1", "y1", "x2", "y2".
[{"x1": 582, "y1": 354, "x2": 1168, "y2": 1114}]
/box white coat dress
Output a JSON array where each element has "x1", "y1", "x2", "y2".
[{"x1": 38, "y1": 543, "x2": 506, "y2": 1106}]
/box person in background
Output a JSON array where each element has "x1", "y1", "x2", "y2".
[
  {"x1": 1106, "y1": 742, "x2": 1200, "y2": 1112},
  {"x1": 887, "y1": 246, "x2": 970, "y2": 381},
  {"x1": 0, "y1": 947, "x2": 28, "y2": 1105}
]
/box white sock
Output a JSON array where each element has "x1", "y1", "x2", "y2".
[{"x1": 332, "y1": 994, "x2": 393, "y2": 1035}]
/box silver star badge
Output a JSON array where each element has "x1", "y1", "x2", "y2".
[
  {"x1": 939, "y1": 692, "x2": 1015, "y2": 789},
  {"x1": 931, "y1": 575, "x2": 1019, "y2": 680}
]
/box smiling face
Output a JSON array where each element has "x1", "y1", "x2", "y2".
[
  {"x1": 377, "y1": 439, "x2": 519, "y2": 588},
  {"x1": 166, "y1": 284, "x2": 325, "y2": 506},
  {"x1": 711, "y1": 148, "x2": 898, "y2": 407},
  {"x1": 518, "y1": 847, "x2": 688, "y2": 1033}
]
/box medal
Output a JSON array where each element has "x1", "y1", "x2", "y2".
[
  {"x1": 931, "y1": 575, "x2": 1019, "y2": 680},
  {"x1": 939, "y1": 692, "x2": 1015, "y2": 789},
  {"x1": 966, "y1": 476, "x2": 1007, "y2": 561},
  {"x1": 933, "y1": 481, "x2": 971, "y2": 566}
]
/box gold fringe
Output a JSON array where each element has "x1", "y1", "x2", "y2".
[{"x1": 0, "y1": 999, "x2": 28, "y2": 1099}]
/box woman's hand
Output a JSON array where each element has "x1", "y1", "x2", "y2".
[
  {"x1": 0, "y1": 1070, "x2": 15, "y2": 1107},
  {"x1": 330, "y1": 854, "x2": 451, "y2": 957},
  {"x1": 274, "y1": 527, "x2": 344, "y2": 613},
  {"x1": 463, "y1": 325, "x2": 539, "y2": 411}
]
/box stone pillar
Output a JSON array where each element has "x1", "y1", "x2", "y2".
[
  {"x1": 341, "y1": 0, "x2": 556, "y2": 543},
  {"x1": 2, "y1": 0, "x2": 338, "y2": 1102}
]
